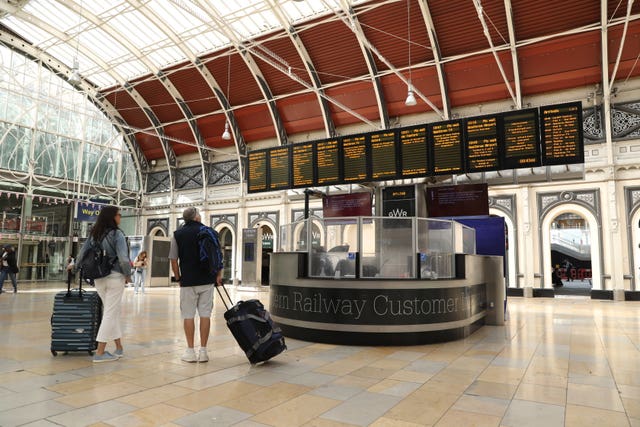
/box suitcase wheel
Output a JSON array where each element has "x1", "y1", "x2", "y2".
[
  {"x1": 51, "y1": 350, "x2": 58, "y2": 356},
  {"x1": 88, "y1": 351, "x2": 94, "y2": 355}
]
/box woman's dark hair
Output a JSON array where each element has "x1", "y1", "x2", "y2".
[{"x1": 90, "y1": 205, "x2": 120, "y2": 240}]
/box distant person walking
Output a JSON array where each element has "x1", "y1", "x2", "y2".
[
  {"x1": 76, "y1": 206, "x2": 132, "y2": 362},
  {"x1": 0, "y1": 245, "x2": 19, "y2": 293},
  {"x1": 169, "y1": 207, "x2": 223, "y2": 363},
  {"x1": 133, "y1": 251, "x2": 147, "y2": 294}
]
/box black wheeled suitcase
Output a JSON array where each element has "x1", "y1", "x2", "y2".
[
  {"x1": 50, "y1": 272, "x2": 102, "y2": 356},
  {"x1": 215, "y1": 284, "x2": 286, "y2": 364}
]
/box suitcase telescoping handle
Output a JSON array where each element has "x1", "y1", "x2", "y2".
[
  {"x1": 67, "y1": 268, "x2": 84, "y2": 297},
  {"x1": 214, "y1": 283, "x2": 233, "y2": 310}
]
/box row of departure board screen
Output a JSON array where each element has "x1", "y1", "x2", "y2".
[{"x1": 248, "y1": 102, "x2": 583, "y2": 193}]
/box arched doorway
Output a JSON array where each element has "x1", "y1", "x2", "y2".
[
  {"x1": 631, "y1": 210, "x2": 640, "y2": 291},
  {"x1": 489, "y1": 209, "x2": 517, "y2": 289},
  {"x1": 541, "y1": 205, "x2": 600, "y2": 292},
  {"x1": 217, "y1": 226, "x2": 234, "y2": 284},
  {"x1": 257, "y1": 223, "x2": 275, "y2": 285},
  {"x1": 148, "y1": 226, "x2": 166, "y2": 237}
]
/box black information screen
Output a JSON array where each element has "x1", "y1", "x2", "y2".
[
  {"x1": 245, "y1": 102, "x2": 584, "y2": 193},
  {"x1": 292, "y1": 142, "x2": 314, "y2": 187},
  {"x1": 268, "y1": 147, "x2": 290, "y2": 190},
  {"x1": 247, "y1": 150, "x2": 268, "y2": 193},
  {"x1": 342, "y1": 135, "x2": 368, "y2": 183},
  {"x1": 465, "y1": 115, "x2": 500, "y2": 172},
  {"x1": 369, "y1": 131, "x2": 398, "y2": 180},
  {"x1": 399, "y1": 126, "x2": 428, "y2": 177},
  {"x1": 431, "y1": 120, "x2": 463, "y2": 175},
  {"x1": 503, "y1": 109, "x2": 540, "y2": 169},
  {"x1": 316, "y1": 138, "x2": 340, "y2": 185},
  {"x1": 541, "y1": 102, "x2": 584, "y2": 166}
]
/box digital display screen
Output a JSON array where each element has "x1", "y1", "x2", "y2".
[
  {"x1": 316, "y1": 138, "x2": 340, "y2": 186},
  {"x1": 323, "y1": 192, "x2": 372, "y2": 218},
  {"x1": 503, "y1": 108, "x2": 540, "y2": 169},
  {"x1": 247, "y1": 150, "x2": 268, "y2": 193},
  {"x1": 541, "y1": 102, "x2": 583, "y2": 166},
  {"x1": 369, "y1": 131, "x2": 397, "y2": 180},
  {"x1": 426, "y1": 183, "x2": 489, "y2": 218},
  {"x1": 268, "y1": 147, "x2": 290, "y2": 190},
  {"x1": 430, "y1": 120, "x2": 463, "y2": 175},
  {"x1": 399, "y1": 126, "x2": 428, "y2": 177},
  {"x1": 292, "y1": 142, "x2": 314, "y2": 187},
  {"x1": 465, "y1": 115, "x2": 501, "y2": 172},
  {"x1": 244, "y1": 103, "x2": 583, "y2": 193},
  {"x1": 342, "y1": 135, "x2": 368, "y2": 183}
]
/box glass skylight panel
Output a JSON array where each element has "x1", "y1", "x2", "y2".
[
  {"x1": 89, "y1": 72, "x2": 117, "y2": 87},
  {"x1": 148, "y1": 1, "x2": 199, "y2": 34},
  {"x1": 109, "y1": 11, "x2": 167, "y2": 49},
  {"x1": 80, "y1": 27, "x2": 131, "y2": 64},
  {"x1": 83, "y1": 0, "x2": 126, "y2": 18},
  {"x1": 1, "y1": 17, "x2": 52, "y2": 46},
  {"x1": 146, "y1": 46, "x2": 185, "y2": 68},
  {"x1": 113, "y1": 61, "x2": 148, "y2": 80},
  {"x1": 23, "y1": 0, "x2": 79, "y2": 34},
  {"x1": 184, "y1": 31, "x2": 229, "y2": 55}
]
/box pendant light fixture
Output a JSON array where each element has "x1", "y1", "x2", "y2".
[
  {"x1": 68, "y1": 0, "x2": 82, "y2": 86},
  {"x1": 405, "y1": 0, "x2": 417, "y2": 107},
  {"x1": 222, "y1": 52, "x2": 232, "y2": 140}
]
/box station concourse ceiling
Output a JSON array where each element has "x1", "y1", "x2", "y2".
[{"x1": 1, "y1": 0, "x2": 639, "y2": 162}]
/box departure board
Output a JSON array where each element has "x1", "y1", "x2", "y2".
[
  {"x1": 465, "y1": 115, "x2": 501, "y2": 172},
  {"x1": 244, "y1": 102, "x2": 584, "y2": 193},
  {"x1": 342, "y1": 135, "x2": 368, "y2": 183},
  {"x1": 503, "y1": 109, "x2": 540, "y2": 169},
  {"x1": 541, "y1": 102, "x2": 583, "y2": 166},
  {"x1": 430, "y1": 120, "x2": 463, "y2": 175},
  {"x1": 316, "y1": 138, "x2": 340, "y2": 185},
  {"x1": 399, "y1": 126, "x2": 428, "y2": 177},
  {"x1": 292, "y1": 142, "x2": 314, "y2": 187},
  {"x1": 268, "y1": 147, "x2": 290, "y2": 190},
  {"x1": 369, "y1": 131, "x2": 398, "y2": 180},
  {"x1": 247, "y1": 150, "x2": 268, "y2": 193}
]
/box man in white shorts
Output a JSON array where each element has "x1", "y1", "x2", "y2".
[{"x1": 169, "y1": 207, "x2": 222, "y2": 362}]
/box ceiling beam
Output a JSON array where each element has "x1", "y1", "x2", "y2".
[
  {"x1": 336, "y1": 0, "x2": 389, "y2": 129},
  {"x1": 132, "y1": 1, "x2": 246, "y2": 193},
  {"x1": 609, "y1": 0, "x2": 636, "y2": 89},
  {"x1": 503, "y1": 0, "x2": 522, "y2": 108},
  {"x1": 177, "y1": 0, "x2": 289, "y2": 146},
  {"x1": 418, "y1": 0, "x2": 451, "y2": 119},
  {"x1": 265, "y1": 0, "x2": 336, "y2": 138},
  {"x1": 472, "y1": 0, "x2": 517, "y2": 106}
]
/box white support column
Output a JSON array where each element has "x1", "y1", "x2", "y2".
[
  {"x1": 601, "y1": 0, "x2": 624, "y2": 298},
  {"x1": 520, "y1": 187, "x2": 535, "y2": 297}
]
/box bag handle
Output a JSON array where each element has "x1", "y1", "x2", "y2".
[{"x1": 214, "y1": 283, "x2": 233, "y2": 310}]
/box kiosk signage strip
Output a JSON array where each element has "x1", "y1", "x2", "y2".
[{"x1": 247, "y1": 102, "x2": 583, "y2": 193}]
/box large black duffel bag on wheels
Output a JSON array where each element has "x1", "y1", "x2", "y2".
[
  {"x1": 50, "y1": 271, "x2": 102, "y2": 356},
  {"x1": 216, "y1": 284, "x2": 286, "y2": 364}
]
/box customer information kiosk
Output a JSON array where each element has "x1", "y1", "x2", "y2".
[{"x1": 270, "y1": 216, "x2": 505, "y2": 345}]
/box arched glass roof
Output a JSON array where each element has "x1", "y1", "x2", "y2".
[{"x1": 0, "y1": 0, "x2": 365, "y2": 88}]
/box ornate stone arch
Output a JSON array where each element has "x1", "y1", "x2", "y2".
[
  {"x1": 625, "y1": 186, "x2": 640, "y2": 290},
  {"x1": 537, "y1": 190, "x2": 603, "y2": 290},
  {"x1": 489, "y1": 194, "x2": 518, "y2": 287}
]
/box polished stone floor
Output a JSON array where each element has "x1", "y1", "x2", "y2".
[{"x1": 1, "y1": 283, "x2": 639, "y2": 427}]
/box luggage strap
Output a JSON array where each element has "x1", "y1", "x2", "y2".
[
  {"x1": 226, "y1": 313, "x2": 267, "y2": 324},
  {"x1": 246, "y1": 330, "x2": 274, "y2": 358}
]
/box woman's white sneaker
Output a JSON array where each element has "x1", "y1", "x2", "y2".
[{"x1": 181, "y1": 348, "x2": 198, "y2": 363}]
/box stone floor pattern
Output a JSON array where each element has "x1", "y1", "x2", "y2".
[{"x1": 1, "y1": 283, "x2": 639, "y2": 427}]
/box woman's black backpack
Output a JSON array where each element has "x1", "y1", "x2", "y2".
[{"x1": 79, "y1": 234, "x2": 116, "y2": 280}]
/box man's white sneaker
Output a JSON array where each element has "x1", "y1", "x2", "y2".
[
  {"x1": 181, "y1": 349, "x2": 198, "y2": 363},
  {"x1": 198, "y1": 348, "x2": 209, "y2": 363}
]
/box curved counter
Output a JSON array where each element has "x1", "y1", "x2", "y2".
[{"x1": 269, "y1": 252, "x2": 505, "y2": 345}]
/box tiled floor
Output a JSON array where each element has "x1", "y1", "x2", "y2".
[{"x1": 1, "y1": 283, "x2": 639, "y2": 427}]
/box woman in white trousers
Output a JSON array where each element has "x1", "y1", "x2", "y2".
[{"x1": 76, "y1": 206, "x2": 132, "y2": 362}]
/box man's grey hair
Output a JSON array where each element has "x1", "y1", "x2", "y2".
[{"x1": 183, "y1": 207, "x2": 199, "y2": 222}]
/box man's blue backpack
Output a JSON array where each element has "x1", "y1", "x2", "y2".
[{"x1": 196, "y1": 225, "x2": 224, "y2": 275}]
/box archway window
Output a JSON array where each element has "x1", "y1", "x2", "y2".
[{"x1": 0, "y1": 45, "x2": 139, "y2": 191}]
